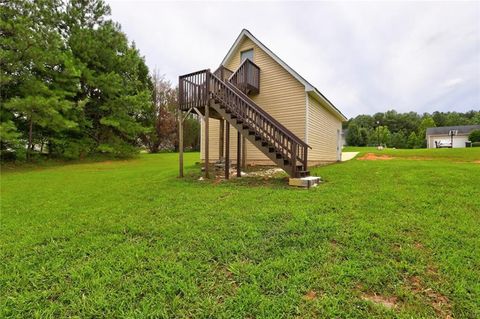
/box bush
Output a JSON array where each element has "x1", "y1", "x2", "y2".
[
  {"x1": 468, "y1": 130, "x2": 480, "y2": 142},
  {"x1": 472, "y1": 142, "x2": 480, "y2": 147}
]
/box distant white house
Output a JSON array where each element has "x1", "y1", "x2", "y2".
[{"x1": 426, "y1": 125, "x2": 480, "y2": 148}]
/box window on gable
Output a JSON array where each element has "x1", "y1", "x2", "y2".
[{"x1": 240, "y1": 49, "x2": 253, "y2": 62}]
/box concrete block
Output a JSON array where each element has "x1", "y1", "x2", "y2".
[{"x1": 289, "y1": 176, "x2": 321, "y2": 188}]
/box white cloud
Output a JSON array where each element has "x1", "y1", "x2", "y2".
[{"x1": 106, "y1": 0, "x2": 480, "y2": 118}]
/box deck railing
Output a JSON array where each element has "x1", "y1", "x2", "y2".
[
  {"x1": 178, "y1": 69, "x2": 209, "y2": 111},
  {"x1": 213, "y1": 65, "x2": 233, "y2": 82},
  {"x1": 228, "y1": 59, "x2": 260, "y2": 94}
]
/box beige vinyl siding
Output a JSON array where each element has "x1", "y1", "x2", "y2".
[
  {"x1": 307, "y1": 93, "x2": 342, "y2": 163},
  {"x1": 200, "y1": 118, "x2": 242, "y2": 163},
  {"x1": 201, "y1": 37, "x2": 306, "y2": 163}
]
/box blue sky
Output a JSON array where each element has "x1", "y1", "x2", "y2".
[{"x1": 106, "y1": 1, "x2": 480, "y2": 118}]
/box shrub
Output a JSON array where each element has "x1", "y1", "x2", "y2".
[{"x1": 468, "y1": 130, "x2": 480, "y2": 142}]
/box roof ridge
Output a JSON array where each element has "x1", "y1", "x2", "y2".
[{"x1": 221, "y1": 29, "x2": 347, "y2": 121}]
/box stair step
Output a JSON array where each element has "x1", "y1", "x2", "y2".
[
  {"x1": 236, "y1": 119, "x2": 243, "y2": 124},
  {"x1": 261, "y1": 141, "x2": 269, "y2": 147},
  {"x1": 276, "y1": 153, "x2": 283, "y2": 159},
  {"x1": 248, "y1": 130, "x2": 255, "y2": 135},
  {"x1": 242, "y1": 125, "x2": 249, "y2": 130},
  {"x1": 268, "y1": 147, "x2": 275, "y2": 153},
  {"x1": 254, "y1": 135, "x2": 261, "y2": 141}
]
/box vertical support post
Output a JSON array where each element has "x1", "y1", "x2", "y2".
[
  {"x1": 204, "y1": 70, "x2": 211, "y2": 178},
  {"x1": 219, "y1": 120, "x2": 224, "y2": 160},
  {"x1": 178, "y1": 111, "x2": 184, "y2": 178},
  {"x1": 242, "y1": 136, "x2": 247, "y2": 169},
  {"x1": 225, "y1": 122, "x2": 230, "y2": 179},
  {"x1": 303, "y1": 147, "x2": 308, "y2": 172},
  {"x1": 237, "y1": 131, "x2": 241, "y2": 177},
  {"x1": 204, "y1": 103, "x2": 210, "y2": 179}
]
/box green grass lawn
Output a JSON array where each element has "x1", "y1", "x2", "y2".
[{"x1": 1, "y1": 149, "x2": 479, "y2": 318}]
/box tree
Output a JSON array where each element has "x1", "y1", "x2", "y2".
[
  {"x1": 472, "y1": 113, "x2": 480, "y2": 125},
  {"x1": 1, "y1": 0, "x2": 80, "y2": 160},
  {"x1": 139, "y1": 72, "x2": 177, "y2": 153},
  {"x1": 407, "y1": 132, "x2": 418, "y2": 149},
  {"x1": 65, "y1": 0, "x2": 152, "y2": 157},
  {"x1": 183, "y1": 116, "x2": 201, "y2": 151},
  {"x1": 346, "y1": 123, "x2": 361, "y2": 146},
  {"x1": 417, "y1": 116, "x2": 435, "y2": 148},
  {"x1": 373, "y1": 125, "x2": 391, "y2": 146},
  {"x1": 469, "y1": 130, "x2": 480, "y2": 143},
  {"x1": 390, "y1": 131, "x2": 407, "y2": 149}
]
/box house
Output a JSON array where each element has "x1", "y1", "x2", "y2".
[
  {"x1": 426, "y1": 125, "x2": 480, "y2": 148},
  {"x1": 178, "y1": 29, "x2": 347, "y2": 179}
]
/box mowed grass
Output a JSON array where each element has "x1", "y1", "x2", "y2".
[{"x1": 1, "y1": 149, "x2": 479, "y2": 318}]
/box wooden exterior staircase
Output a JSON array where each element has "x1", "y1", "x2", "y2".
[{"x1": 179, "y1": 60, "x2": 310, "y2": 178}]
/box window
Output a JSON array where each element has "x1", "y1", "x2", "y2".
[{"x1": 240, "y1": 49, "x2": 253, "y2": 62}]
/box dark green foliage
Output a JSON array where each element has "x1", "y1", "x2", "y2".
[
  {"x1": 469, "y1": 130, "x2": 480, "y2": 142},
  {"x1": 345, "y1": 110, "x2": 479, "y2": 148},
  {"x1": 407, "y1": 132, "x2": 418, "y2": 149},
  {"x1": 1, "y1": 0, "x2": 153, "y2": 160}
]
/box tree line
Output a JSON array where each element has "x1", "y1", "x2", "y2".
[
  {"x1": 1, "y1": 0, "x2": 199, "y2": 162},
  {"x1": 345, "y1": 110, "x2": 480, "y2": 148}
]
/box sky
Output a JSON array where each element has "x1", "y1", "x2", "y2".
[{"x1": 106, "y1": 0, "x2": 480, "y2": 118}]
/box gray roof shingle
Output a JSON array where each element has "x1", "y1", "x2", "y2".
[{"x1": 426, "y1": 125, "x2": 480, "y2": 136}]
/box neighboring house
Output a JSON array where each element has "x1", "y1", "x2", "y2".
[
  {"x1": 178, "y1": 29, "x2": 347, "y2": 178},
  {"x1": 426, "y1": 125, "x2": 480, "y2": 148}
]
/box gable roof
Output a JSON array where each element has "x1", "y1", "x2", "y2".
[
  {"x1": 426, "y1": 125, "x2": 480, "y2": 136},
  {"x1": 221, "y1": 29, "x2": 347, "y2": 121}
]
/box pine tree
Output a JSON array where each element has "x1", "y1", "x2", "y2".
[{"x1": 1, "y1": 0, "x2": 79, "y2": 160}]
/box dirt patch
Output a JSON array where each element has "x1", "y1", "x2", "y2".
[
  {"x1": 246, "y1": 167, "x2": 285, "y2": 177},
  {"x1": 414, "y1": 241, "x2": 424, "y2": 250},
  {"x1": 474, "y1": 160, "x2": 480, "y2": 164},
  {"x1": 361, "y1": 293, "x2": 397, "y2": 309},
  {"x1": 407, "y1": 276, "x2": 452, "y2": 318},
  {"x1": 303, "y1": 290, "x2": 318, "y2": 301},
  {"x1": 358, "y1": 153, "x2": 394, "y2": 161}
]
